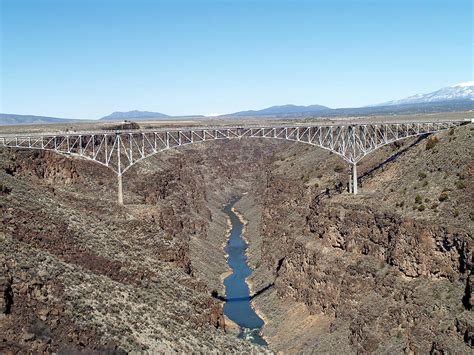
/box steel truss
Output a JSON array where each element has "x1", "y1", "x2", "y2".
[{"x1": 0, "y1": 121, "x2": 464, "y2": 202}]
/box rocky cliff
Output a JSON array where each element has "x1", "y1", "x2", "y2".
[
  {"x1": 249, "y1": 124, "x2": 473, "y2": 353},
  {"x1": 0, "y1": 146, "x2": 266, "y2": 353}
]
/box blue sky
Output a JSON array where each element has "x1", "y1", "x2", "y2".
[{"x1": 0, "y1": 0, "x2": 472, "y2": 118}]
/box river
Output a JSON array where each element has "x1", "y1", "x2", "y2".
[{"x1": 223, "y1": 197, "x2": 267, "y2": 346}]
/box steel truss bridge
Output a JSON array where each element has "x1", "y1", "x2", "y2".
[{"x1": 0, "y1": 120, "x2": 467, "y2": 204}]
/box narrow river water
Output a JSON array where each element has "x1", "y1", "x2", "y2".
[{"x1": 223, "y1": 197, "x2": 267, "y2": 346}]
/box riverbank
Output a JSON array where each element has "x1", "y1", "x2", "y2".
[
  {"x1": 230, "y1": 198, "x2": 271, "y2": 346},
  {"x1": 222, "y1": 197, "x2": 267, "y2": 346},
  {"x1": 220, "y1": 217, "x2": 233, "y2": 297}
]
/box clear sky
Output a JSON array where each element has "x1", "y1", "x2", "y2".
[{"x1": 0, "y1": 0, "x2": 472, "y2": 119}]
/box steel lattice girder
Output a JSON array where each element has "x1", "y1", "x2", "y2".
[{"x1": 0, "y1": 121, "x2": 464, "y2": 175}]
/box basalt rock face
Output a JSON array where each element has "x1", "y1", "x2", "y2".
[
  {"x1": 253, "y1": 124, "x2": 473, "y2": 353},
  {"x1": 4, "y1": 150, "x2": 80, "y2": 184},
  {"x1": 0, "y1": 259, "x2": 125, "y2": 354},
  {"x1": 306, "y1": 202, "x2": 471, "y2": 281},
  {"x1": 269, "y1": 198, "x2": 472, "y2": 352},
  {"x1": 132, "y1": 156, "x2": 211, "y2": 238},
  {"x1": 0, "y1": 144, "x2": 263, "y2": 353}
]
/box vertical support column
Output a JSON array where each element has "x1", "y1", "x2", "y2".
[
  {"x1": 117, "y1": 134, "x2": 124, "y2": 205},
  {"x1": 117, "y1": 174, "x2": 123, "y2": 205},
  {"x1": 348, "y1": 171, "x2": 353, "y2": 193},
  {"x1": 352, "y1": 162, "x2": 358, "y2": 195}
]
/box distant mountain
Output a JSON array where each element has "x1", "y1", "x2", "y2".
[
  {"x1": 100, "y1": 110, "x2": 170, "y2": 121},
  {"x1": 2, "y1": 82, "x2": 472, "y2": 126},
  {"x1": 379, "y1": 81, "x2": 474, "y2": 106},
  {"x1": 223, "y1": 82, "x2": 473, "y2": 118},
  {"x1": 221, "y1": 100, "x2": 472, "y2": 120},
  {"x1": 325, "y1": 99, "x2": 473, "y2": 117},
  {"x1": 0, "y1": 113, "x2": 80, "y2": 126},
  {"x1": 228, "y1": 104, "x2": 330, "y2": 117}
]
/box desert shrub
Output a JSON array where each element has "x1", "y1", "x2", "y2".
[
  {"x1": 453, "y1": 209, "x2": 459, "y2": 217},
  {"x1": 425, "y1": 136, "x2": 439, "y2": 150},
  {"x1": 0, "y1": 183, "x2": 11, "y2": 195},
  {"x1": 415, "y1": 194, "x2": 423, "y2": 204},
  {"x1": 449, "y1": 128, "x2": 455, "y2": 136},
  {"x1": 455, "y1": 180, "x2": 466, "y2": 189},
  {"x1": 438, "y1": 192, "x2": 449, "y2": 202},
  {"x1": 431, "y1": 203, "x2": 438, "y2": 210},
  {"x1": 418, "y1": 204, "x2": 426, "y2": 211},
  {"x1": 418, "y1": 172, "x2": 427, "y2": 180},
  {"x1": 163, "y1": 234, "x2": 173, "y2": 241},
  {"x1": 334, "y1": 165, "x2": 344, "y2": 173}
]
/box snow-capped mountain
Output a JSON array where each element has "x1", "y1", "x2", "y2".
[{"x1": 379, "y1": 81, "x2": 473, "y2": 106}]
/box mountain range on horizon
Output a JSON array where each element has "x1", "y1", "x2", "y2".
[
  {"x1": 228, "y1": 104, "x2": 330, "y2": 117},
  {"x1": 376, "y1": 81, "x2": 474, "y2": 106},
  {"x1": 1, "y1": 81, "x2": 472, "y2": 125},
  {"x1": 100, "y1": 110, "x2": 170, "y2": 121}
]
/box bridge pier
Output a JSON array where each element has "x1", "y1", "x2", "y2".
[
  {"x1": 352, "y1": 163, "x2": 358, "y2": 195},
  {"x1": 348, "y1": 172, "x2": 353, "y2": 193},
  {"x1": 117, "y1": 174, "x2": 123, "y2": 205},
  {"x1": 116, "y1": 133, "x2": 124, "y2": 205}
]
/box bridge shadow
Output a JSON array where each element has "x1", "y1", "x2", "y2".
[
  {"x1": 211, "y1": 282, "x2": 275, "y2": 302},
  {"x1": 311, "y1": 133, "x2": 432, "y2": 203},
  {"x1": 211, "y1": 258, "x2": 285, "y2": 302},
  {"x1": 358, "y1": 133, "x2": 430, "y2": 184}
]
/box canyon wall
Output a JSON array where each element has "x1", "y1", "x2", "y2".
[
  {"x1": 1, "y1": 123, "x2": 472, "y2": 353},
  {"x1": 250, "y1": 124, "x2": 473, "y2": 353}
]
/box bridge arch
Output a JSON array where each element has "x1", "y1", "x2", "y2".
[
  {"x1": 118, "y1": 134, "x2": 351, "y2": 176},
  {"x1": 0, "y1": 121, "x2": 465, "y2": 203}
]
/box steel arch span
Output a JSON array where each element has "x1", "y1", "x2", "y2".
[{"x1": 0, "y1": 120, "x2": 468, "y2": 203}]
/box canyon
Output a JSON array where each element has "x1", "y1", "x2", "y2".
[{"x1": 0, "y1": 120, "x2": 472, "y2": 353}]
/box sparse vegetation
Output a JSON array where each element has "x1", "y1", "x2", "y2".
[
  {"x1": 438, "y1": 192, "x2": 449, "y2": 202},
  {"x1": 415, "y1": 194, "x2": 423, "y2": 204},
  {"x1": 0, "y1": 182, "x2": 12, "y2": 195},
  {"x1": 425, "y1": 136, "x2": 439, "y2": 150},
  {"x1": 396, "y1": 201, "x2": 405, "y2": 208},
  {"x1": 334, "y1": 165, "x2": 344, "y2": 173}
]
